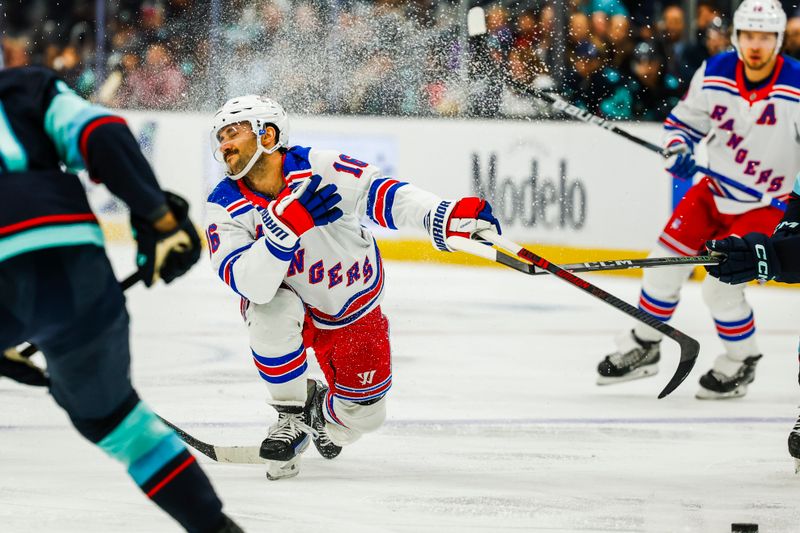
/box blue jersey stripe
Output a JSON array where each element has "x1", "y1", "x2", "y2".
[{"x1": 383, "y1": 182, "x2": 407, "y2": 230}]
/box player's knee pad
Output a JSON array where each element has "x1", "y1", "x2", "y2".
[
  {"x1": 325, "y1": 395, "x2": 387, "y2": 446},
  {"x1": 332, "y1": 394, "x2": 387, "y2": 433},
  {"x1": 247, "y1": 288, "x2": 309, "y2": 400},
  {"x1": 247, "y1": 287, "x2": 305, "y2": 354},
  {"x1": 95, "y1": 400, "x2": 187, "y2": 488},
  {"x1": 701, "y1": 274, "x2": 747, "y2": 313}
]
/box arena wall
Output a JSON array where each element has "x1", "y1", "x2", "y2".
[{"x1": 97, "y1": 111, "x2": 682, "y2": 273}]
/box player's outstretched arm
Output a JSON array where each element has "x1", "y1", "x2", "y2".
[{"x1": 38, "y1": 69, "x2": 201, "y2": 286}]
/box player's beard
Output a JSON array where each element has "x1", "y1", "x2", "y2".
[
  {"x1": 743, "y1": 50, "x2": 776, "y2": 72},
  {"x1": 225, "y1": 152, "x2": 244, "y2": 175}
]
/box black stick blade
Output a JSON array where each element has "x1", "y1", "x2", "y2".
[
  {"x1": 158, "y1": 415, "x2": 219, "y2": 461},
  {"x1": 657, "y1": 337, "x2": 700, "y2": 399}
]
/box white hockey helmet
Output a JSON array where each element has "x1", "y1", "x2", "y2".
[
  {"x1": 732, "y1": 0, "x2": 787, "y2": 59},
  {"x1": 210, "y1": 95, "x2": 290, "y2": 180}
]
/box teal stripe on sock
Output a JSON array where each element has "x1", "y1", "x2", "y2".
[
  {"x1": 128, "y1": 433, "x2": 186, "y2": 485},
  {"x1": 0, "y1": 223, "x2": 104, "y2": 263},
  {"x1": 98, "y1": 402, "x2": 175, "y2": 467}
]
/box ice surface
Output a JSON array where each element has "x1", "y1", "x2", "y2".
[{"x1": 2, "y1": 250, "x2": 799, "y2": 532}]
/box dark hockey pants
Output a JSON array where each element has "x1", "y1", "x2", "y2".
[{"x1": 0, "y1": 245, "x2": 226, "y2": 532}]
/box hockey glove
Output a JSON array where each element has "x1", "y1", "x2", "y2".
[
  {"x1": 664, "y1": 142, "x2": 697, "y2": 181},
  {"x1": 705, "y1": 233, "x2": 781, "y2": 284},
  {"x1": 0, "y1": 348, "x2": 49, "y2": 387},
  {"x1": 131, "y1": 191, "x2": 202, "y2": 287},
  {"x1": 259, "y1": 174, "x2": 343, "y2": 259},
  {"x1": 426, "y1": 197, "x2": 501, "y2": 252}
]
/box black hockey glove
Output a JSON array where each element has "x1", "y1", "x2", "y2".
[
  {"x1": 0, "y1": 348, "x2": 49, "y2": 387},
  {"x1": 705, "y1": 233, "x2": 781, "y2": 285},
  {"x1": 131, "y1": 191, "x2": 202, "y2": 287}
]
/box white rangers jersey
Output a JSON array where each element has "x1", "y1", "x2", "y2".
[
  {"x1": 205, "y1": 146, "x2": 441, "y2": 328},
  {"x1": 664, "y1": 51, "x2": 800, "y2": 214}
]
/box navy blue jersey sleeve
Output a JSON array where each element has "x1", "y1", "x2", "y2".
[
  {"x1": 36, "y1": 68, "x2": 166, "y2": 220},
  {"x1": 771, "y1": 190, "x2": 800, "y2": 281}
]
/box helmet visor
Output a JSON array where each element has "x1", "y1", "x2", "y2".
[{"x1": 211, "y1": 121, "x2": 257, "y2": 163}]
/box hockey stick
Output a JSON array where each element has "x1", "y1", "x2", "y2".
[
  {"x1": 16, "y1": 270, "x2": 143, "y2": 359},
  {"x1": 510, "y1": 83, "x2": 787, "y2": 212},
  {"x1": 449, "y1": 238, "x2": 720, "y2": 275},
  {"x1": 157, "y1": 416, "x2": 266, "y2": 464},
  {"x1": 447, "y1": 233, "x2": 699, "y2": 399}
]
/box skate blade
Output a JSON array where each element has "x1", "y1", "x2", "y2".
[
  {"x1": 695, "y1": 384, "x2": 748, "y2": 400},
  {"x1": 596, "y1": 364, "x2": 659, "y2": 385},
  {"x1": 794, "y1": 458, "x2": 800, "y2": 475},
  {"x1": 266, "y1": 455, "x2": 302, "y2": 481}
]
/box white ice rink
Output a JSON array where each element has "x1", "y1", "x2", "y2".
[{"x1": 2, "y1": 251, "x2": 799, "y2": 533}]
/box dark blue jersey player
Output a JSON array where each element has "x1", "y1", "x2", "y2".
[{"x1": 0, "y1": 66, "x2": 241, "y2": 532}]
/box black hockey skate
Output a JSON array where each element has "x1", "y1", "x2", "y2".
[
  {"x1": 597, "y1": 330, "x2": 661, "y2": 384},
  {"x1": 309, "y1": 379, "x2": 343, "y2": 460},
  {"x1": 259, "y1": 386, "x2": 316, "y2": 461},
  {"x1": 788, "y1": 416, "x2": 800, "y2": 474},
  {"x1": 696, "y1": 354, "x2": 762, "y2": 400}
]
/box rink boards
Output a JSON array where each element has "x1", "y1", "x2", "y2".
[{"x1": 88, "y1": 112, "x2": 677, "y2": 270}]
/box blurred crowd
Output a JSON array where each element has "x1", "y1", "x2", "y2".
[{"x1": 4, "y1": 0, "x2": 800, "y2": 121}]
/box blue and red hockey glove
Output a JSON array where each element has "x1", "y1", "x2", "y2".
[
  {"x1": 426, "y1": 197, "x2": 502, "y2": 252},
  {"x1": 259, "y1": 174, "x2": 343, "y2": 259}
]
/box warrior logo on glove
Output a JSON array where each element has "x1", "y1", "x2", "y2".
[{"x1": 426, "y1": 197, "x2": 502, "y2": 252}]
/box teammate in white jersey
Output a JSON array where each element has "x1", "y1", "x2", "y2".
[
  {"x1": 596, "y1": 0, "x2": 799, "y2": 399},
  {"x1": 205, "y1": 95, "x2": 500, "y2": 479}
]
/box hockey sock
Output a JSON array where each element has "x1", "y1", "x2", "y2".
[
  {"x1": 633, "y1": 288, "x2": 679, "y2": 342},
  {"x1": 95, "y1": 400, "x2": 225, "y2": 533}
]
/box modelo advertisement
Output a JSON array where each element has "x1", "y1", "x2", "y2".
[{"x1": 105, "y1": 112, "x2": 673, "y2": 252}]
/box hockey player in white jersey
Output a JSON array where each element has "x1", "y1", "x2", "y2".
[
  {"x1": 205, "y1": 95, "x2": 500, "y2": 479},
  {"x1": 597, "y1": 0, "x2": 800, "y2": 399}
]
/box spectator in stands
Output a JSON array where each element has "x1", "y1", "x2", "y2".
[
  {"x1": 684, "y1": 0, "x2": 725, "y2": 72},
  {"x1": 704, "y1": 18, "x2": 731, "y2": 57},
  {"x1": 501, "y1": 45, "x2": 554, "y2": 117},
  {"x1": 2, "y1": 35, "x2": 32, "y2": 67},
  {"x1": 96, "y1": 49, "x2": 140, "y2": 106},
  {"x1": 785, "y1": 17, "x2": 800, "y2": 60},
  {"x1": 607, "y1": 14, "x2": 635, "y2": 78},
  {"x1": 696, "y1": 0, "x2": 722, "y2": 33},
  {"x1": 485, "y1": 3, "x2": 514, "y2": 53},
  {"x1": 116, "y1": 42, "x2": 187, "y2": 110},
  {"x1": 51, "y1": 44, "x2": 94, "y2": 97},
  {"x1": 564, "y1": 41, "x2": 630, "y2": 119},
  {"x1": 513, "y1": 10, "x2": 539, "y2": 49},
  {"x1": 626, "y1": 41, "x2": 681, "y2": 121},
  {"x1": 656, "y1": 4, "x2": 691, "y2": 88},
  {"x1": 568, "y1": 11, "x2": 594, "y2": 56},
  {"x1": 536, "y1": 4, "x2": 558, "y2": 73}
]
